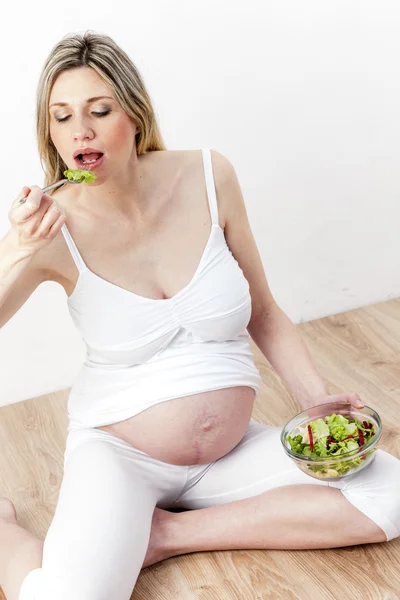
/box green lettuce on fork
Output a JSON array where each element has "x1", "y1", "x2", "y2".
[
  {"x1": 64, "y1": 169, "x2": 97, "y2": 184},
  {"x1": 286, "y1": 413, "x2": 376, "y2": 477}
]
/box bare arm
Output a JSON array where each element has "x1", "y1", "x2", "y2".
[
  {"x1": 211, "y1": 150, "x2": 328, "y2": 409},
  {"x1": 248, "y1": 304, "x2": 328, "y2": 409},
  {"x1": 0, "y1": 184, "x2": 66, "y2": 328},
  {"x1": 0, "y1": 230, "x2": 48, "y2": 329}
]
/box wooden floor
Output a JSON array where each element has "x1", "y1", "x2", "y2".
[{"x1": 1, "y1": 298, "x2": 399, "y2": 600}]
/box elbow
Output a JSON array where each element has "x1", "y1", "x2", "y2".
[{"x1": 247, "y1": 300, "x2": 281, "y2": 332}]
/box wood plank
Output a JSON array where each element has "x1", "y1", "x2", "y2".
[{"x1": 1, "y1": 298, "x2": 399, "y2": 599}]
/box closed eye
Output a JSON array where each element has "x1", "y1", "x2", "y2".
[{"x1": 54, "y1": 110, "x2": 111, "y2": 123}]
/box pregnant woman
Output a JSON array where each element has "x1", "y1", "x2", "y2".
[{"x1": 0, "y1": 31, "x2": 399, "y2": 600}]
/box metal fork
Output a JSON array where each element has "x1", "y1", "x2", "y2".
[{"x1": 19, "y1": 179, "x2": 82, "y2": 204}]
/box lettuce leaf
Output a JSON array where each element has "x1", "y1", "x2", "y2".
[
  {"x1": 325, "y1": 414, "x2": 357, "y2": 441},
  {"x1": 64, "y1": 169, "x2": 97, "y2": 184},
  {"x1": 300, "y1": 418, "x2": 330, "y2": 444},
  {"x1": 286, "y1": 412, "x2": 376, "y2": 478}
]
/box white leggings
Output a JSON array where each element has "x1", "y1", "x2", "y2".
[{"x1": 19, "y1": 419, "x2": 400, "y2": 600}]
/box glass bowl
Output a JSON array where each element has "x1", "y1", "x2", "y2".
[{"x1": 280, "y1": 401, "x2": 382, "y2": 482}]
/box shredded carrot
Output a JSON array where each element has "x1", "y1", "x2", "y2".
[
  {"x1": 358, "y1": 428, "x2": 365, "y2": 446},
  {"x1": 308, "y1": 424, "x2": 314, "y2": 451}
]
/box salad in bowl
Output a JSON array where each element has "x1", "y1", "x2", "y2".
[{"x1": 281, "y1": 402, "x2": 382, "y2": 481}]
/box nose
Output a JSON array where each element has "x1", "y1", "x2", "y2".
[
  {"x1": 74, "y1": 129, "x2": 95, "y2": 142},
  {"x1": 73, "y1": 117, "x2": 95, "y2": 142}
]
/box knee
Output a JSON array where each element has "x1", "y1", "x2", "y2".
[{"x1": 342, "y1": 450, "x2": 400, "y2": 542}]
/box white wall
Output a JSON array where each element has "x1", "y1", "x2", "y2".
[{"x1": 1, "y1": 0, "x2": 399, "y2": 406}]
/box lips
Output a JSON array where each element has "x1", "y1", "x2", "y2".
[
  {"x1": 74, "y1": 153, "x2": 105, "y2": 170},
  {"x1": 73, "y1": 147, "x2": 104, "y2": 159}
]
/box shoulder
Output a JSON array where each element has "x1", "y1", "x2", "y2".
[
  {"x1": 159, "y1": 147, "x2": 233, "y2": 171},
  {"x1": 183, "y1": 147, "x2": 237, "y2": 190},
  {"x1": 151, "y1": 148, "x2": 234, "y2": 189},
  {"x1": 177, "y1": 148, "x2": 234, "y2": 176},
  {"x1": 170, "y1": 149, "x2": 238, "y2": 228},
  {"x1": 183, "y1": 148, "x2": 237, "y2": 194},
  {"x1": 209, "y1": 149, "x2": 235, "y2": 180},
  {"x1": 141, "y1": 147, "x2": 235, "y2": 184},
  {"x1": 208, "y1": 149, "x2": 242, "y2": 228}
]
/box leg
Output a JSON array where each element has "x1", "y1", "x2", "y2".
[
  {"x1": 146, "y1": 484, "x2": 386, "y2": 565},
  {"x1": 0, "y1": 498, "x2": 43, "y2": 600},
  {"x1": 13, "y1": 431, "x2": 162, "y2": 600},
  {"x1": 144, "y1": 422, "x2": 400, "y2": 565}
]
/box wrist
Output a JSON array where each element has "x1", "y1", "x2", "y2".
[
  {"x1": 4, "y1": 230, "x2": 36, "y2": 263},
  {"x1": 295, "y1": 389, "x2": 329, "y2": 410}
]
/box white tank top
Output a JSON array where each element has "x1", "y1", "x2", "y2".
[{"x1": 61, "y1": 148, "x2": 261, "y2": 431}]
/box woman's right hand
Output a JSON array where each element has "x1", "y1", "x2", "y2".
[{"x1": 8, "y1": 185, "x2": 67, "y2": 257}]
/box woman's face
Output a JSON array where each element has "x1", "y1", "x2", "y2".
[{"x1": 49, "y1": 66, "x2": 139, "y2": 180}]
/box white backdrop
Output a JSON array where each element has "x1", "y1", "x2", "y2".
[{"x1": 1, "y1": 0, "x2": 399, "y2": 406}]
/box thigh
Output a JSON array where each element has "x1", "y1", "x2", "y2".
[
  {"x1": 173, "y1": 420, "x2": 400, "y2": 543},
  {"x1": 20, "y1": 435, "x2": 159, "y2": 600},
  {"x1": 173, "y1": 420, "x2": 333, "y2": 510}
]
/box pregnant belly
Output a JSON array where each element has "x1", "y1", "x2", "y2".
[{"x1": 95, "y1": 386, "x2": 255, "y2": 465}]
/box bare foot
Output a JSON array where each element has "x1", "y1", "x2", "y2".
[
  {"x1": 0, "y1": 497, "x2": 17, "y2": 525},
  {"x1": 142, "y1": 508, "x2": 180, "y2": 569}
]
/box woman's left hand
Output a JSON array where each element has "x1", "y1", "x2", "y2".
[{"x1": 312, "y1": 391, "x2": 364, "y2": 409}]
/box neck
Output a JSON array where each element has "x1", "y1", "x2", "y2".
[{"x1": 73, "y1": 153, "x2": 152, "y2": 223}]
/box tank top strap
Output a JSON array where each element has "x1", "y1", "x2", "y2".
[
  {"x1": 60, "y1": 223, "x2": 87, "y2": 274},
  {"x1": 201, "y1": 148, "x2": 219, "y2": 226}
]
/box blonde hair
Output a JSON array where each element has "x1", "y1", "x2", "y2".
[{"x1": 36, "y1": 30, "x2": 167, "y2": 187}]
